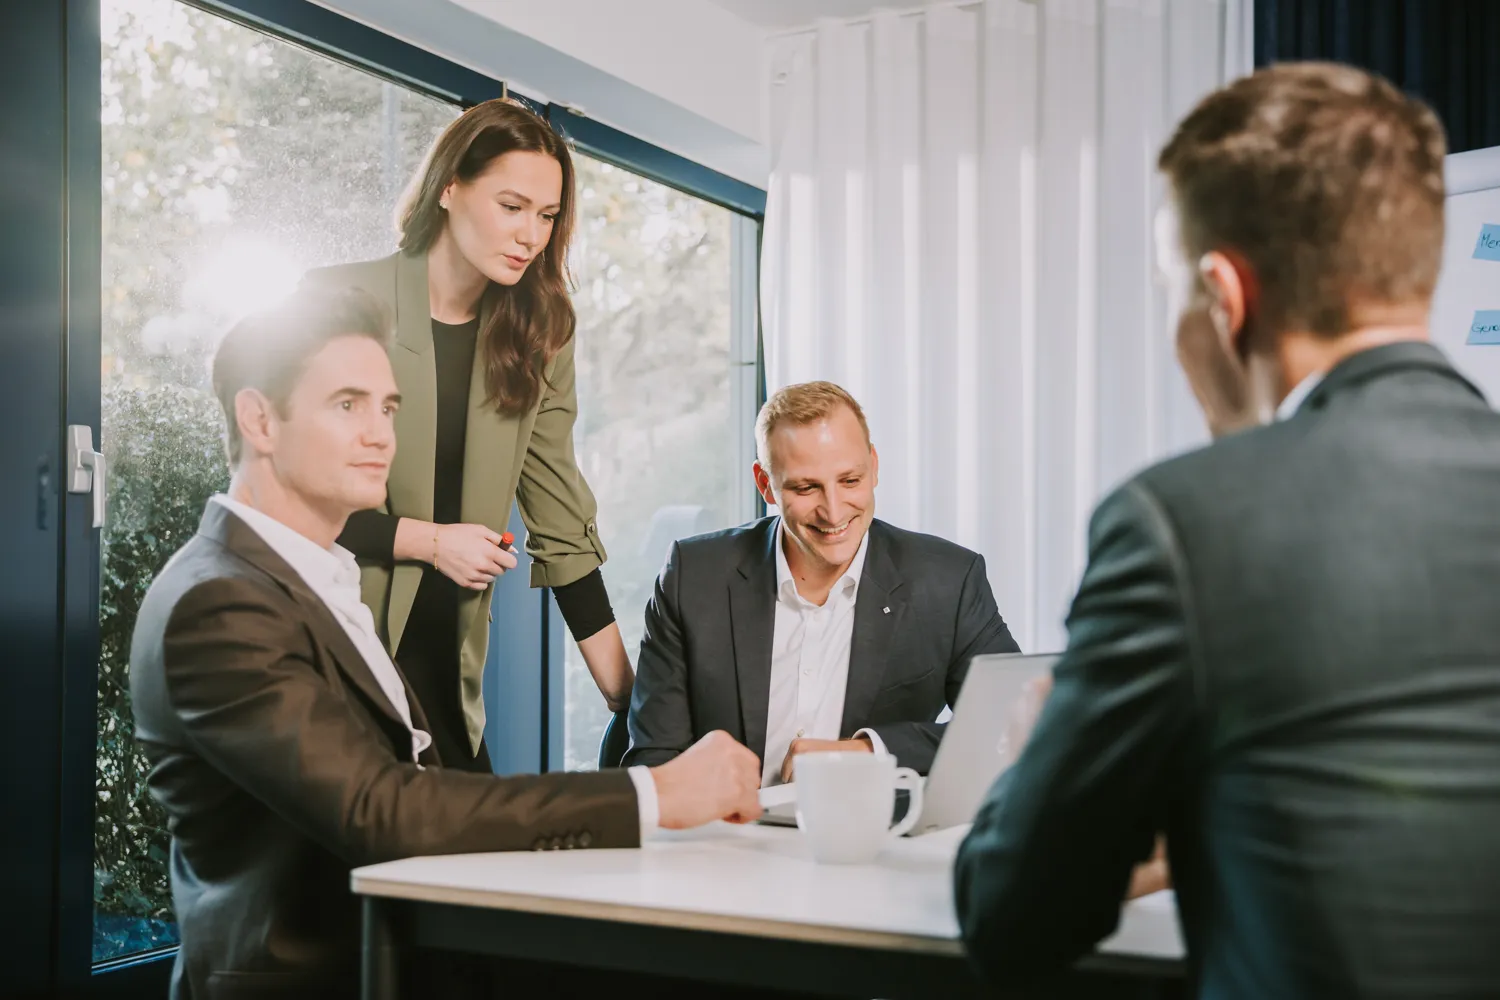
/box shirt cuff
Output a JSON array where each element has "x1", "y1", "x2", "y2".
[
  {"x1": 627, "y1": 765, "x2": 660, "y2": 841},
  {"x1": 854, "y1": 728, "x2": 889, "y2": 758}
]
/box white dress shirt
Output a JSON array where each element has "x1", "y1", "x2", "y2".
[
  {"x1": 211, "y1": 496, "x2": 661, "y2": 835},
  {"x1": 1277, "y1": 371, "x2": 1325, "y2": 420},
  {"x1": 762, "y1": 521, "x2": 887, "y2": 787}
]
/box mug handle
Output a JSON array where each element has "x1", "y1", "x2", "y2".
[{"x1": 888, "y1": 767, "x2": 925, "y2": 838}]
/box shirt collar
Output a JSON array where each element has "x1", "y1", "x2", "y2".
[
  {"x1": 1276, "y1": 371, "x2": 1325, "y2": 421},
  {"x1": 211, "y1": 494, "x2": 360, "y2": 595},
  {"x1": 773, "y1": 517, "x2": 870, "y2": 607}
]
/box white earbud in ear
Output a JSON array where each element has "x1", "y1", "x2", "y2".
[{"x1": 1198, "y1": 254, "x2": 1234, "y2": 338}]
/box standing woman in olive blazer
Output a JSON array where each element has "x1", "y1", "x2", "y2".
[{"x1": 304, "y1": 99, "x2": 631, "y2": 772}]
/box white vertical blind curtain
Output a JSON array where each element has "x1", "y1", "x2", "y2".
[{"x1": 761, "y1": 0, "x2": 1247, "y2": 651}]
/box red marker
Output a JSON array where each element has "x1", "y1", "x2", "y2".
[{"x1": 500, "y1": 532, "x2": 515, "y2": 549}]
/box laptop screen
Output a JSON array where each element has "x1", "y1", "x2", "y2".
[{"x1": 911, "y1": 652, "x2": 1058, "y2": 835}]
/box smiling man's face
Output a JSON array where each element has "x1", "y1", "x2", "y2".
[{"x1": 755, "y1": 403, "x2": 878, "y2": 577}]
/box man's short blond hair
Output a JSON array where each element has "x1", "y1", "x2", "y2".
[
  {"x1": 1158, "y1": 62, "x2": 1447, "y2": 336},
  {"x1": 755, "y1": 381, "x2": 871, "y2": 472}
]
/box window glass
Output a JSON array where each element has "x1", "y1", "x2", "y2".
[
  {"x1": 562, "y1": 155, "x2": 741, "y2": 769},
  {"x1": 95, "y1": 0, "x2": 457, "y2": 961}
]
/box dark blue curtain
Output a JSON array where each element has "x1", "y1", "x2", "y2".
[{"x1": 1255, "y1": 0, "x2": 1500, "y2": 154}]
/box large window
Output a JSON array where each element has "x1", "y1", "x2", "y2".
[
  {"x1": 8, "y1": 0, "x2": 765, "y2": 991},
  {"x1": 562, "y1": 157, "x2": 758, "y2": 769},
  {"x1": 88, "y1": 0, "x2": 761, "y2": 973},
  {"x1": 95, "y1": 0, "x2": 457, "y2": 963}
]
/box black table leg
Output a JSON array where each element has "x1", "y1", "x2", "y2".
[{"x1": 362, "y1": 896, "x2": 399, "y2": 1000}]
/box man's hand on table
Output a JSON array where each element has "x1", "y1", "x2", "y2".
[
  {"x1": 1127, "y1": 837, "x2": 1172, "y2": 899},
  {"x1": 779, "y1": 735, "x2": 873, "y2": 784},
  {"x1": 651, "y1": 730, "x2": 763, "y2": 829}
]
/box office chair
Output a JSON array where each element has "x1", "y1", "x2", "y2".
[{"x1": 597, "y1": 709, "x2": 630, "y2": 770}]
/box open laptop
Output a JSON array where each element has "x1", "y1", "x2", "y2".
[{"x1": 757, "y1": 653, "x2": 1058, "y2": 836}]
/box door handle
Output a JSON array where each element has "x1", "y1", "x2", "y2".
[{"x1": 67, "y1": 424, "x2": 106, "y2": 529}]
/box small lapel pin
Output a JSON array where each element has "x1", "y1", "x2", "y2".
[{"x1": 883, "y1": 606, "x2": 891, "y2": 614}]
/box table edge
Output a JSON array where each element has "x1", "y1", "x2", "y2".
[{"x1": 350, "y1": 876, "x2": 966, "y2": 957}]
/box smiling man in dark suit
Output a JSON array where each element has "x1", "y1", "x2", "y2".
[
  {"x1": 129, "y1": 286, "x2": 762, "y2": 1000},
  {"x1": 624, "y1": 381, "x2": 1019, "y2": 785}
]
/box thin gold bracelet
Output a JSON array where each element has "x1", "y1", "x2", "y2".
[{"x1": 432, "y1": 524, "x2": 440, "y2": 567}]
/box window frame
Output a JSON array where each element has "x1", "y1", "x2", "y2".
[{"x1": 39, "y1": 0, "x2": 767, "y2": 993}]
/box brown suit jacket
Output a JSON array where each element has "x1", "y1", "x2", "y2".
[{"x1": 130, "y1": 503, "x2": 639, "y2": 1000}]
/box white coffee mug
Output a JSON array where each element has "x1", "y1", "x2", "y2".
[{"x1": 793, "y1": 752, "x2": 924, "y2": 864}]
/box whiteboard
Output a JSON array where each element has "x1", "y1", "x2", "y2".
[{"x1": 1430, "y1": 145, "x2": 1500, "y2": 403}]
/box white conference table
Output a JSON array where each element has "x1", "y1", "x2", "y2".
[{"x1": 351, "y1": 821, "x2": 1184, "y2": 999}]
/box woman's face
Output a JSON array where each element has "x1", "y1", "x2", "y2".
[{"x1": 441, "y1": 150, "x2": 563, "y2": 287}]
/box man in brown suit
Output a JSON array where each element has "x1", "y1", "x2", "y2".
[{"x1": 129, "y1": 286, "x2": 761, "y2": 1000}]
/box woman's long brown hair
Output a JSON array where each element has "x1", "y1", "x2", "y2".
[{"x1": 397, "y1": 99, "x2": 577, "y2": 415}]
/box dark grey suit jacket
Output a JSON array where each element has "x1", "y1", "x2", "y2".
[
  {"x1": 956, "y1": 343, "x2": 1500, "y2": 998},
  {"x1": 131, "y1": 503, "x2": 639, "y2": 1000},
  {"x1": 623, "y1": 516, "x2": 1018, "y2": 773}
]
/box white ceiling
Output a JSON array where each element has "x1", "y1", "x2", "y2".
[{"x1": 704, "y1": 0, "x2": 948, "y2": 31}]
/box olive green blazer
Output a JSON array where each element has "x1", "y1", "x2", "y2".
[{"x1": 305, "y1": 251, "x2": 606, "y2": 753}]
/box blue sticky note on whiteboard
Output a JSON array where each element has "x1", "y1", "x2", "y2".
[
  {"x1": 1469, "y1": 310, "x2": 1500, "y2": 345},
  {"x1": 1474, "y1": 224, "x2": 1500, "y2": 261}
]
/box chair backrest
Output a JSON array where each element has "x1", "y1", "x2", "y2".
[{"x1": 597, "y1": 709, "x2": 631, "y2": 770}]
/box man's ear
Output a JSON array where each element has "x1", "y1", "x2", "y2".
[
  {"x1": 752, "y1": 461, "x2": 776, "y2": 508},
  {"x1": 233, "y1": 387, "x2": 277, "y2": 459},
  {"x1": 1198, "y1": 250, "x2": 1257, "y2": 358}
]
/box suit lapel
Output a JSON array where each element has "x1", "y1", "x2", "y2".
[
  {"x1": 730, "y1": 521, "x2": 779, "y2": 763},
  {"x1": 203, "y1": 503, "x2": 409, "y2": 736},
  {"x1": 306, "y1": 603, "x2": 412, "y2": 739},
  {"x1": 385, "y1": 251, "x2": 436, "y2": 653},
  {"x1": 840, "y1": 523, "x2": 906, "y2": 737},
  {"x1": 458, "y1": 290, "x2": 518, "y2": 533}
]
